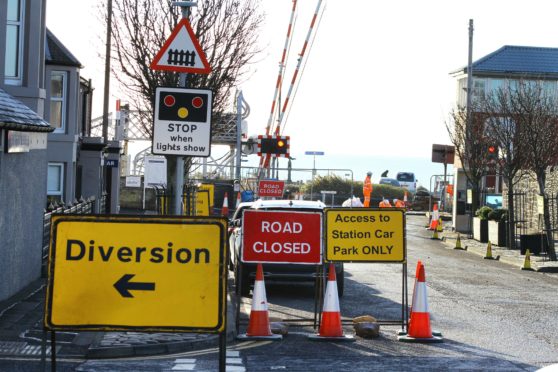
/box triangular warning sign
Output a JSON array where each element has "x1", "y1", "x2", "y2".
[{"x1": 150, "y1": 18, "x2": 211, "y2": 74}]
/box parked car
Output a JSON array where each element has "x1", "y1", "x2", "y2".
[
  {"x1": 410, "y1": 188, "x2": 439, "y2": 211},
  {"x1": 229, "y1": 199, "x2": 344, "y2": 297},
  {"x1": 396, "y1": 172, "x2": 417, "y2": 192},
  {"x1": 379, "y1": 177, "x2": 401, "y2": 187}
]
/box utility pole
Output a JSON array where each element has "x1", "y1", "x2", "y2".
[
  {"x1": 102, "y1": 0, "x2": 113, "y2": 143},
  {"x1": 171, "y1": 1, "x2": 197, "y2": 216}
]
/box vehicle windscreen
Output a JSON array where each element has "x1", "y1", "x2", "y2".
[{"x1": 397, "y1": 173, "x2": 414, "y2": 182}]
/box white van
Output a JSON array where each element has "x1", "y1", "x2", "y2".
[{"x1": 396, "y1": 172, "x2": 417, "y2": 192}]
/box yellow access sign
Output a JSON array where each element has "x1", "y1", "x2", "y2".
[
  {"x1": 44, "y1": 215, "x2": 227, "y2": 332},
  {"x1": 325, "y1": 208, "x2": 406, "y2": 263}
]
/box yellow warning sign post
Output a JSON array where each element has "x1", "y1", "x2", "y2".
[
  {"x1": 325, "y1": 208, "x2": 406, "y2": 263},
  {"x1": 44, "y1": 215, "x2": 227, "y2": 332}
]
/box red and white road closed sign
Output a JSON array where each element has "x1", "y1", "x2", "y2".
[
  {"x1": 258, "y1": 180, "x2": 285, "y2": 197},
  {"x1": 241, "y1": 210, "x2": 322, "y2": 264}
]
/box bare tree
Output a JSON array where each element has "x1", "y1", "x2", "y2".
[
  {"x1": 446, "y1": 105, "x2": 493, "y2": 217},
  {"x1": 477, "y1": 86, "x2": 528, "y2": 249},
  {"x1": 511, "y1": 80, "x2": 558, "y2": 260},
  {"x1": 107, "y1": 0, "x2": 264, "y2": 134}
]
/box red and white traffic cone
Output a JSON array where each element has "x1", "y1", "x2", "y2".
[
  {"x1": 237, "y1": 264, "x2": 282, "y2": 340},
  {"x1": 221, "y1": 192, "x2": 229, "y2": 217},
  {"x1": 398, "y1": 262, "x2": 443, "y2": 342},
  {"x1": 309, "y1": 263, "x2": 354, "y2": 341},
  {"x1": 235, "y1": 191, "x2": 242, "y2": 209},
  {"x1": 428, "y1": 203, "x2": 439, "y2": 230}
]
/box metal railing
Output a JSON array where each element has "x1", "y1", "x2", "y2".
[{"x1": 42, "y1": 197, "x2": 96, "y2": 277}]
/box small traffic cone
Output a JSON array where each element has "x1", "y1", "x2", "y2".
[
  {"x1": 428, "y1": 204, "x2": 439, "y2": 230},
  {"x1": 431, "y1": 228, "x2": 440, "y2": 240},
  {"x1": 221, "y1": 192, "x2": 229, "y2": 217},
  {"x1": 521, "y1": 249, "x2": 535, "y2": 271},
  {"x1": 237, "y1": 264, "x2": 282, "y2": 340},
  {"x1": 436, "y1": 218, "x2": 443, "y2": 232},
  {"x1": 404, "y1": 191, "x2": 408, "y2": 203},
  {"x1": 454, "y1": 233, "x2": 466, "y2": 250},
  {"x1": 309, "y1": 263, "x2": 354, "y2": 341},
  {"x1": 235, "y1": 191, "x2": 242, "y2": 209},
  {"x1": 398, "y1": 262, "x2": 443, "y2": 343},
  {"x1": 484, "y1": 241, "x2": 495, "y2": 260}
]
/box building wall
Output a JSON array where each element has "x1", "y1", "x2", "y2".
[
  {"x1": 506, "y1": 170, "x2": 558, "y2": 235},
  {"x1": 0, "y1": 0, "x2": 49, "y2": 301},
  {"x1": 0, "y1": 141, "x2": 48, "y2": 300}
]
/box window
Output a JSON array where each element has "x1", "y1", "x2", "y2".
[
  {"x1": 50, "y1": 71, "x2": 67, "y2": 132},
  {"x1": 47, "y1": 163, "x2": 64, "y2": 202},
  {"x1": 472, "y1": 78, "x2": 486, "y2": 100},
  {"x1": 5, "y1": 0, "x2": 24, "y2": 84}
]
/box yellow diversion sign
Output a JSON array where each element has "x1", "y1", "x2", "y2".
[
  {"x1": 44, "y1": 215, "x2": 227, "y2": 332},
  {"x1": 325, "y1": 208, "x2": 405, "y2": 263}
]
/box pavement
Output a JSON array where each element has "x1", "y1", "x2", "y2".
[
  {"x1": 418, "y1": 211, "x2": 558, "y2": 273},
  {"x1": 0, "y1": 212, "x2": 556, "y2": 361}
]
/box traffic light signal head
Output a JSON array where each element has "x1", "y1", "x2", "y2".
[
  {"x1": 487, "y1": 144, "x2": 498, "y2": 163},
  {"x1": 258, "y1": 135, "x2": 290, "y2": 157}
]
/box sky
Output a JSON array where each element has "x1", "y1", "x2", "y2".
[{"x1": 45, "y1": 0, "x2": 558, "y2": 188}]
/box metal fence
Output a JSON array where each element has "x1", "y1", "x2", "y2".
[{"x1": 42, "y1": 198, "x2": 96, "y2": 277}]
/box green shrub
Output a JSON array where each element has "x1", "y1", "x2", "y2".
[
  {"x1": 487, "y1": 208, "x2": 508, "y2": 222},
  {"x1": 475, "y1": 206, "x2": 493, "y2": 220}
]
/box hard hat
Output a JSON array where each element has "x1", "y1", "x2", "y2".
[
  {"x1": 393, "y1": 199, "x2": 398, "y2": 203},
  {"x1": 367, "y1": 171, "x2": 372, "y2": 176}
]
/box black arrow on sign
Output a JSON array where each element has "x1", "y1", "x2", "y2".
[{"x1": 114, "y1": 274, "x2": 155, "y2": 298}]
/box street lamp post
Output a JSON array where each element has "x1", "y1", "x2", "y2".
[{"x1": 305, "y1": 151, "x2": 324, "y2": 201}]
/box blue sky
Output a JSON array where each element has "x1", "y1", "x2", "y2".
[{"x1": 46, "y1": 0, "x2": 557, "y2": 186}]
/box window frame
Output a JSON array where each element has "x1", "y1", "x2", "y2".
[
  {"x1": 4, "y1": 0, "x2": 25, "y2": 85},
  {"x1": 50, "y1": 70, "x2": 68, "y2": 133},
  {"x1": 47, "y1": 162, "x2": 64, "y2": 199}
]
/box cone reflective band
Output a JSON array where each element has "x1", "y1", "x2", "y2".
[{"x1": 158, "y1": 90, "x2": 208, "y2": 123}]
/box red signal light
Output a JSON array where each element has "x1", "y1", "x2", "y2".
[{"x1": 488, "y1": 146, "x2": 496, "y2": 153}]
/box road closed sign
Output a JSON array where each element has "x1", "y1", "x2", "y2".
[
  {"x1": 325, "y1": 208, "x2": 405, "y2": 263},
  {"x1": 44, "y1": 215, "x2": 227, "y2": 332},
  {"x1": 241, "y1": 210, "x2": 322, "y2": 264}
]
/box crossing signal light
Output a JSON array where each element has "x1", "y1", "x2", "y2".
[
  {"x1": 259, "y1": 136, "x2": 290, "y2": 157},
  {"x1": 487, "y1": 145, "x2": 498, "y2": 163}
]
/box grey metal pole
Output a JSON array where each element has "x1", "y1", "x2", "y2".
[
  {"x1": 102, "y1": 0, "x2": 113, "y2": 143},
  {"x1": 466, "y1": 19, "x2": 474, "y2": 230},
  {"x1": 172, "y1": 2, "x2": 197, "y2": 215},
  {"x1": 235, "y1": 91, "x2": 243, "y2": 181}
]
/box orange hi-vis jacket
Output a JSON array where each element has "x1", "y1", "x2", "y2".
[
  {"x1": 395, "y1": 199, "x2": 406, "y2": 208},
  {"x1": 379, "y1": 200, "x2": 392, "y2": 208},
  {"x1": 363, "y1": 175, "x2": 373, "y2": 207}
]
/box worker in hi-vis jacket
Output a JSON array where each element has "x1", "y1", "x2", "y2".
[{"x1": 363, "y1": 171, "x2": 373, "y2": 207}]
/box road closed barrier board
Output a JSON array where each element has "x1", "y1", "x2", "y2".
[
  {"x1": 242, "y1": 210, "x2": 322, "y2": 264},
  {"x1": 325, "y1": 208, "x2": 405, "y2": 262},
  {"x1": 44, "y1": 215, "x2": 227, "y2": 332}
]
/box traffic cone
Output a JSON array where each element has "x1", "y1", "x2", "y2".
[
  {"x1": 221, "y1": 192, "x2": 229, "y2": 217},
  {"x1": 404, "y1": 191, "x2": 408, "y2": 203},
  {"x1": 431, "y1": 228, "x2": 440, "y2": 240},
  {"x1": 235, "y1": 191, "x2": 242, "y2": 209},
  {"x1": 521, "y1": 249, "x2": 535, "y2": 271},
  {"x1": 484, "y1": 241, "x2": 495, "y2": 260},
  {"x1": 237, "y1": 264, "x2": 282, "y2": 340},
  {"x1": 309, "y1": 263, "x2": 354, "y2": 341},
  {"x1": 398, "y1": 262, "x2": 443, "y2": 343},
  {"x1": 436, "y1": 218, "x2": 443, "y2": 232},
  {"x1": 428, "y1": 204, "x2": 439, "y2": 230},
  {"x1": 454, "y1": 233, "x2": 466, "y2": 250}
]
